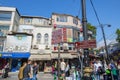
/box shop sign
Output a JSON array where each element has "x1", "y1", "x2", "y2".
[
  {"x1": 2, "y1": 53, "x2": 12, "y2": 58},
  {"x1": 75, "y1": 40, "x2": 96, "y2": 48}
]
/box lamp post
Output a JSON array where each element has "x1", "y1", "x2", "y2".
[{"x1": 100, "y1": 24, "x2": 111, "y2": 63}]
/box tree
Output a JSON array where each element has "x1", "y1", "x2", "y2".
[
  {"x1": 116, "y1": 29, "x2": 120, "y2": 43},
  {"x1": 87, "y1": 23, "x2": 96, "y2": 39}
]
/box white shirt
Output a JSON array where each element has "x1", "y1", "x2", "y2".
[
  {"x1": 65, "y1": 64, "x2": 70, "y2": 72},
  {"x1": 60, "y1": 62, "x2": 66, "y2": 71},
  {"x1": 94, "y1": 62, "x2": 102, "y2": 72}
]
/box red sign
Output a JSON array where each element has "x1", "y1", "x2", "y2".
[
  {"x1": 52, "y1": 28, "x2": 67, "y2": 44},
  {"x1": 62, "y1": 28, "x2": 67, "y2": 42},
  {"x1": 75, "y1": 40, "x2": 96, "y2": 48}
]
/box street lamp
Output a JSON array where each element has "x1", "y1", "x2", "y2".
[{"x1": 100, "y1": 24, "x2": 111, "y2": 64}]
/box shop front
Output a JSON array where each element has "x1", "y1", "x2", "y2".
[
  {"x1": 29, "y1": 54, "x2": 52, "y2": 73},
  {"x1": 0, "y1": 52, "x2": 30, "y2": 72}
]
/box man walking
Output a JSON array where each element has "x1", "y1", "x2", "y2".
[
  {"x1": 33, "y1": 62, "x2": 39, "y2": 80},
  {"x1": 23, "y1": 60, "x2": 32, "y2": 80}
]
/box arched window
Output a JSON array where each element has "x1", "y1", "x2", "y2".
[
  {"x1": 36, "y1": 33, "x2": 41, "y2": 44},
  {"x1": 44, "y1": 33, "x2": 49, "y2": 44}
]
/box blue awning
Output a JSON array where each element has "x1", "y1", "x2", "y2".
[{"x1": 0, "y1": 52, "x2": 30, "y2": 58}]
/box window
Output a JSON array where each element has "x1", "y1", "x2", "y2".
[
  {"x1": 36, "y1": 33, "x2": 41, "y2": 44},
  {"x1": 57, "y1": 16, "x2": 67, "y2": 22},
  {"x1": 68, "y1": 44, "x2": 73, "y2": 50},
  {"x1": 0, "y1": 11, "x2": 12, "y2": 21},
  {"x1": 69, "y1": 47, "x2": 72, "y2": 50},
  {"x1": 73, "y1": 18, "x2": 78, "y2": 25},
  {"x1": 39, "y1": 19, "x2": 44, "y2": 25},
  {"x1": 60, "y1": 47, "x2": 63, "y2": 50},
  {"x1": 0, "y1": 26, "x2": 9, "y2": 36},
  {"x1": 24, "y1": 18, "x2": 32, "y2": 24},
  {"x1": 44, "y1": 33, "x2": 49, "y2": 44}
]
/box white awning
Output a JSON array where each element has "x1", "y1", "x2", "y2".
[
  {"x1": 51, "y1": 53, "x2": 73, "y2": 59},
  {"x1": 29, "y1": 54, "x2": 51, "y2": 60}
]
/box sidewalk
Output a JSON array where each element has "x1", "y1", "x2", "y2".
[{"x1": 0, "y1": 71, "x2": 54, "y2": 80}]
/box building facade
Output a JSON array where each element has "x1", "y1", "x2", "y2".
[
  {"x1": 0, "y1": 6, "x2": 20, "y2": 71},
  {"x1": 0, "y1": 6, "x2": 85, "y2": 72},
  {"x1": 51, "y1": 13, "x2": 82, "y2": 53},
  {"x1": 19, "y1": 16, "x2": 52, "y2": 71}
]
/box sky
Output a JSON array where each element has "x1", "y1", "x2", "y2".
[{"x1": 0, "y1": 0, "x2": 120, "y2": 45}]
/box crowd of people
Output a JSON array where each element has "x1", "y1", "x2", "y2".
[
  {"x1": 91, "y1": 59, "x2": 120, "y2": 80},
  {"x1": 51, "y1": 59, "x2": 120, "y2": 80},
  {"x1": 18, "y1": 60, "x2": 39, "y2": 80},
  {"x1": 51, "y1": 59, "x2": 81, "y2": 80},
  {"x1": 1, "y1": 58, "x2": 120, "y2": 80}
]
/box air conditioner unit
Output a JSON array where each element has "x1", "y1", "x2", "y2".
[
  {"x1": 45, "y1": 45, "x2": 50, "y2": 50},
  {"x1": 33, "y1": 45, "x2": 38, "y2": 49}
]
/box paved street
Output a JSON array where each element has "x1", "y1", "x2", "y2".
[{"x1": 0, "y1": 72, "x2": 54, "y2": 80}]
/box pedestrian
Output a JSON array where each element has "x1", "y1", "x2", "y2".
[
  {"x1": 65, "y1": 62, "x2": 70, "y2": 77},
  {"x1": 94, "y1": 60, "x2": 102, "y2": 80},
  {"x1": 72, "y1": 67, "x2": 80, "y2": 80},
  {"x1": 33, "y1": 62, "x2": 39, "y2": 80},
  {"x1": 23, "y1": 60, "x2": 32, "y2": 80},
  {"x1": 110, "y1": 60, "x2": 119, "y2": 80},
  {"x1": 105, "y1": 64, "x2": 112, "y2": 80},
  {"x1": 54, "y1": 61, "x2": 58, "y2": 75},
  {"x1": 60, "y1": 59, "x2": 66, "y2": 74},
  {"x1": 2, "y1": 62, "x2": 10, "y2": 78},
  {"x1": 60, "y1": 59, "x2": 66, "y2": 80},
  {"x1": 18, "y1": 62, "x2": 27, "y2": 80},
  {"x1": 52, "y1": 64, "x2": 55, "y2": 75}
]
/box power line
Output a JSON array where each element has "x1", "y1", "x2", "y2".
[{"x1": 89, "y1": 0, "x2": 101, "y2": 25}]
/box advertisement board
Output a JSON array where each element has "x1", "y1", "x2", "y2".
[
  {"x1": 4, "y1": 35, "x2": 32, "y2": 52},
  {"x1": 52, "y1": 28, "x2": 67, "y2": 44}
]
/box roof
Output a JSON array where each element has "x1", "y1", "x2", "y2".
[
  {"x1": 52, "y1": 12, "x2": 80, "y2": 20},
  {"x1": 21, "y1": 15, "x2": 49, "y2": 20},
  {"x1": 0, "y1": 6, "x2": 20, "y2": 16},
  {"x1": 8, "y1": 32, "x2": 33, "y2": 36}
]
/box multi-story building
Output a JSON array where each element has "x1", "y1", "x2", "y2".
[
  {"x1": 51, "y1": 13, "x2": 82, "y2": 66},
  {"x1": 0, "y1": 6, "x2": 20, "y2": 71},
  {"x1": 0, "y1": 6, "x2": 84, "y2": 72},
  {"x1": 51, "y1": 13, "x2": 82, "y2": 53},
  {"x1": 19, "y1": 16, "x2": 52, "y2": 71},
  {"x1": 0, "y1": 6, "x2": 20, "y2": 51}
]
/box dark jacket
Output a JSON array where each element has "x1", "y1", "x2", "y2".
[{"x1": 23, "y1": 64, "x2": 31, "y2": 78}]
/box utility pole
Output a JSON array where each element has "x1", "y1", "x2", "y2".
[
  {"x1": 100, "y1": 24, "x2": 110, "y2": 64},
  {"x1": 81, "y1": 0, "x2": 89, "y2": 67},
  {"x1": 58, "y1": 43, "x2": 60, "y2": 80}
]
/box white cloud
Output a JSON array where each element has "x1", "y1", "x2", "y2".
[{"x1": 97, "y1": 39, "x2": 117, "y2": 48}]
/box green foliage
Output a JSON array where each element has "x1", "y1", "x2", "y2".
[
  {"x1": 116, "y1": 29, "x2": 120, "y2": 43},
  {"x1": 87, "y1": 23, "x2": 97, "y2": 39}
]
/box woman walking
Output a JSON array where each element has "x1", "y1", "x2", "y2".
[{"x1": 18, "y1": 62, "x2": 27, "y2": 80}]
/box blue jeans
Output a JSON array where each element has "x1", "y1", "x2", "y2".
[
  {"x1": 33, "y1": 74, "x2": 37, "y2": 80},
  {"x1": 95, "y1": 73, "x2": 100, "y2": 80},
  {"x1": 23, "y1": 78, "x2": 30, "y2": 80}
]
